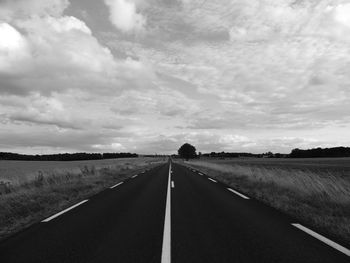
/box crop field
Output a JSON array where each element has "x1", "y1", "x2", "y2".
[
  {"x1": 182, "y1": 157, "x2": 350, "y2": 247},
  {"x1": 201, "y1": 157, "x2": 350, "y2": 175},
  {"x1": 0, "y1": 157, "x2": 165, "y2": 185}
]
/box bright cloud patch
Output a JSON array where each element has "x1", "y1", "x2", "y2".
[
  {"x1": 333, "y1": 3, "x2": 350, "y2": 28},
  {"x1": 0, "y1": 23, "x2": 30, "y2": 72},
  {"x1": 104, "y1": 0, "x2": 146, "y2": 32}
]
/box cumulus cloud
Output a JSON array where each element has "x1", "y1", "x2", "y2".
[
  {"x1": 104, "y1": 0, "x2": 146, "y2": 32},
  {"x1": 0, "y1": 17, "x2": 118, "y2": 95},
  {"x1": 0, "y1": 23, "x2": 30, "y2": 72},
  {"x1": 0, "y1": 0, "x2": 155, "y2": 97}
]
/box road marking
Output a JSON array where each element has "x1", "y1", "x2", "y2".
[
  {"x1": 132, "y1": 174, "x2": 138, "y2": 178},
  {"x1": 110, "y1": 182, "x2": 124, "y2": 189},
  {"x1": 208, "y1": 178, "x2": 217, "y2": 183},
  {"x1": 198, "y1": 172, "x2": 203, "y2": 175},
  {"x1": 42, "y1": 200, "x2": 89, "y2": 222},
  {"x1": 292, "y1": 223, "x2": 350, "y2": 257},
  {"x1": 227, "y1": 188, "x2": 250, "y2": 199},
  {"x1": 161, "y1": 163, "x2": 172, "y2": 263},
  {"x1": 171, "y1": 181, "x2": 175, "y2": 188}
]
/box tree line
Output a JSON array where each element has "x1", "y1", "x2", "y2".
[
  {"x1": 289, "y1": 147, "x2": 350, "y2": 158},
  {"x1": 177, "y1": 143, "x2": 350, "y2": 159},
  {"x1": 0, "y1": 152, "x2": 138, "y2": 161},
  {"x1": 202, "y1": 152, "x2": 262, "y2": 158}
]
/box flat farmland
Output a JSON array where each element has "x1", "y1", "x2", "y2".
[
  {"x1": 201, "y1": 157, "x2": 350, "y2": 175},
  {"x1": 0, "y1": 157, "x2": 164, "y2": 185}
]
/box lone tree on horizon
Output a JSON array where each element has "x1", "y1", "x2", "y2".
[{"x1": 178, "y1": 143, "x2": 197, "y2": 160}]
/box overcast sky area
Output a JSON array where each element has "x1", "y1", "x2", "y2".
[{"x1": 1, "y1": 0, "x2": 350, "y2": 154}]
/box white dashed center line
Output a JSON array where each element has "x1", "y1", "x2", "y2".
[
  {"x1": 227, "y1": 188, "x2": 250, "y2": 199},
  {"x1": 42, "y1": 200, "x2": 89, "y2": 222},
  {"x1": 110, "y1": 182, "x2": 124, "y2": 189},
  {"x1": 292, "y1": 223, "x2": 350, "y2": 257},
  {"x1": 161, "y1": 163, "x2": 172, "y2": 263},
  {"x1": 208, "y1": 178, "x2": 217, "y2": 183}
]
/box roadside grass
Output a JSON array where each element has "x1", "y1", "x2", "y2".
[
  {"x1": 0, "y1": 158, "x2": 166, "y2": 241},
  {"x1": 181, "y1": 160, "x2": 350, "y2": 247}
]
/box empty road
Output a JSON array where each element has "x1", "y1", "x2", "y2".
[{"x1": 0, "y1": 161, "x2": 349, "y2": 262}]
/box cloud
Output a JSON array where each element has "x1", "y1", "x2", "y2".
[
  {"x1": 0, "y1": 127, "x2": 128, "y2": 152},
  {"x1": 0, "y1": 0, "x2": 69, "y2": 20},
  {"x1": 0, "y1": 17, "x2": 117, "y2": 95},
  {"x1": 111, "y1": 88, "x2": 199, "y2": 118},
  {"x1": 104, "y1": 0, "x2": 146, "y2": 32},
  {"x1": 5, "y1": 95, "x2": 84, "y2": 129},
  {"x1": 2, "y1": 0, "x2": 350, "y2": 154},
  {"x1": 0, "y1": 0, "x2": 155, "y2": 97},
  {"x1": 333, "y1": 3, "x2": 350, "y2": 28},
  {"x1": 0, "y1": 23, "x2": 30, "y2": 72}
]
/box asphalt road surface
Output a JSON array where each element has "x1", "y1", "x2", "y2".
[{"x1": 0, "y1": 161, "x2": 349, "y2": 263}]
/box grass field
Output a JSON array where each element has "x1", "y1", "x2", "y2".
[
  {"x1": 0, "y1": 157, "x2": 166, "y2": 240},
  {"x1": 0, "y1": 157, "x2": 164, "y2": 185},
  {"x1": 202, "y1": 157, "x2": 350, "y2": 175},
  {"x1": 180, "y1": 157, "x2": 350, "y2": 247}
]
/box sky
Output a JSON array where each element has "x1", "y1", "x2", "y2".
[{"x1": 1, "y1": 0, "x2": 350, "y2": 154}]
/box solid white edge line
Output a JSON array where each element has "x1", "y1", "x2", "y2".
[
  {"x1": 292, "y1": 223, "x2": 350, "y2": 257},
  {"x1": 208, "y1": 178, "x2": 217, "y2": 183},
  {"x1": 42, "y1": 200, "x2": 89, "y2": 222},
  {"x1": 227, "y1": 188, "x2": 250, "y2": 199},
  {"x1": 171, "y1": 181, "x2": 175, "y2": 188},
  {"x1": 161, "y1": 162, "x2": 172, "y2": 263},
  {"x1": 110, "y1": 182, "x2": 124, "y2": 189}
]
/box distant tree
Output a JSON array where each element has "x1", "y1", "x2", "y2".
[{"x1": 178, "y1": 143, "x2": 197, "y2": 160}]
